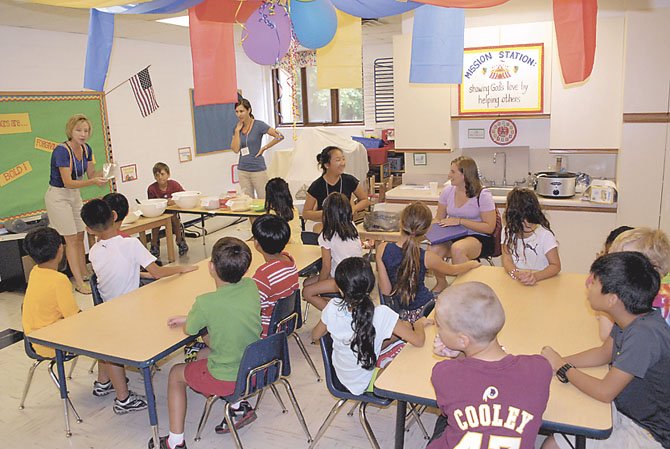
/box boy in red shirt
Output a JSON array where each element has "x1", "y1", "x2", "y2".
[
  {"x1": 251, "y1": 214, "x2": 299, "y2": 338},
  {"x1": 147, "y1": 162, "x2": 188, "y2": 258},
  {"x1": 429, "y1": 281, "x2": 552, "y2": 449}
]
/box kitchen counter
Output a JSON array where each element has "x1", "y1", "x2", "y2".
[{"x1": 385, "y1": 185, "x2": 617, "y2": 213}]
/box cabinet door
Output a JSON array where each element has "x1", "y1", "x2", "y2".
[
  {"x1": 661, "y1": 122, "x2": 670, "y2": 235},
  {"x1": 549, "y1": 17, "x2": 625, "y2": 149},
  {"x1": 393, "y1": 34, "x2": 451, "y2": 150}
]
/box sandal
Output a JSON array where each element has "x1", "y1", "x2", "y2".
[{"x1": 75, "y1": 283, "x2": 92, "y2": 295}]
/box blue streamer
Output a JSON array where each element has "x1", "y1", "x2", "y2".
[
  {"x1": 83, "y1": 9, "x2": 114, "y2": 91},
  {"x1": 97, "y1": 0, "x2": 204, "y2": 15},
  {"x1": 410, "y1": 6, "x2": 464, "y2": 84}
]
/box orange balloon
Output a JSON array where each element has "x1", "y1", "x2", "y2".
[{"x1": 412, "y1": 0, "x2": 510, "y2": 7}]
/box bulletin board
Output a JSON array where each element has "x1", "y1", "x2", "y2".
[
  {"x1": 189, "y1": 89, "x2": 241, "y2": 155},
  {"x1": 0, "y1": 92, "x2": 113, "y2": 222}
]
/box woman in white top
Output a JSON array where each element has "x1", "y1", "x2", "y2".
[{"x1": 501, "y1": 188, "x2": 561, "y2": 286}]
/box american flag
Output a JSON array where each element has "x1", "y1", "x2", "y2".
[{"x1": 129, "y1": 67, "x2": 159, "y2": 117}]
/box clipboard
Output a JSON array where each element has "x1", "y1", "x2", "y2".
[{"x1": 426, "y1": 224, "x2": 468, "y2": 245}]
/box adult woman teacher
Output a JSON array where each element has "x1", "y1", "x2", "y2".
[
  {"x1": 302, "y1": 146, "x2": 370, "y2": 233},
  {"x1": 431, "y1": 156, "x2": 496, "y2": 292},
  {"x1": 45, "y1": 114, "x2": 108, "y2": 294},
  {"x1": 230, "y1": 98, "x2": 284, "y2": 198}
]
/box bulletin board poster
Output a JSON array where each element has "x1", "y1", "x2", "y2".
[
  {"x1": 458, "y1": 43, "x2": 544, "y2": 115},
  {"x1": 0, "y1": 92, "x2": 113, "y2": 222}
]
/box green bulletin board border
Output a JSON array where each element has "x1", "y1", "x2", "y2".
[{"x1": 0, "y1": 91, "x2": 114, "y2": 222}]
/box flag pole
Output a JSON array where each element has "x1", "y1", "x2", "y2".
[{"x1": 105, "y1": 65, "x2": 151, "y2": 95}]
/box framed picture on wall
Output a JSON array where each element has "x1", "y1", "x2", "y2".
[
  {"x1": 178, "y1": 147, "x2": 192, "y2": 163},
  {"x1": 120, "y1": 164, "x2": 138, "y2": 183},
  {"x1": 413, "y1": 152, "x2": 427, "y2": 166}
]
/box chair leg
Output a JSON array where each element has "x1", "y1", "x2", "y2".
[
  {"x1": 359, "y1": 402, "x2": 381, "y2": 449},
  {"x1": 194, "y1": 395, "x2": 218, "y2": 441},
  {"x1": 279, "y1": 378, "x2": 313, "y2": 442},
  {"x1": 19, "y1": 360, "x2": 42, "y2": 409},
  {"x1": 292, "y1": 333, "x2": 322, "y2": 382},
  {"x1": 255, "y1": 389, "x2": 265, "y2": 412},
  {"x1": 269, "y1": 384, "x2": 287, "y2": 413},
  {"x1": 66, "y1": 356, "x2": 78, "y2": 380},
  {"x1": 225, "y1": 401, "x2": 244, "y2": 449},
  {"x1": 48, "y1": 361, "x2": 82, "y2": 424},
  {"x1": 88, "y1": 359, "x2": 97, "y2": 374},
  {"x1": 303, "y1": 302, "x2": 310, "y2": 324},
  {"x1": 308, "y1": 399, "x2": 348, "y2": 449},
  {"x1": 407, "y1": 404, "x2": 430, "y2": 440},
  {"x1": 347, "y1": 401, "x2": 359, "y2": 417}
]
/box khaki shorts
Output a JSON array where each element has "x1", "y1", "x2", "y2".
[
  {"x1": 238, "y1": 170, "x2": 268, "y2": 199},
  {"x1": 555, "y1": 406, "x2": 663, "y2": 449},
  {"x1": 45, "y1": 185, "x2": 85, "y2": 236}
]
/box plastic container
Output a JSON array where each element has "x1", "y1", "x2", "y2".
[
  {"x1": 172, "y1": 191, "x2": 201, "y2": 209},
  {"x1": 352, "y1": 136, "x2": 383, "y2": 149}
]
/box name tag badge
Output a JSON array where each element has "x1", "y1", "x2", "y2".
[{"x1": 240, "y1": 147, "x2": 250, "y2": 157}]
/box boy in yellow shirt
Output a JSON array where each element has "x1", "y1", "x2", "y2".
[{"x1": 21, "y1": 227, "x2": 80, "y2": 358}]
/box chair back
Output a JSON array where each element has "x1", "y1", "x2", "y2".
[
  {"x1": 226, "y1": 332, "x2": 291, "y2": 402},
  {"x1": 268, "y1": 290, "x2": 300, "y2": 336},
  {"x1": 319, "y1": 334, "x2": 353, "y2": 397},
  {"x1": 89, "y1": 273, "x2": 104, "y2": 306},
  {"x1": 24, "y1": 337, "x2": 46, "y2": 362},
  {"x1": 301, "y1": 231, "x2": 319, "y2": 246}
]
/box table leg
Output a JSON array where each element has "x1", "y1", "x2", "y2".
[
  {"x1": 395, "y1": 400, "x2": 407, "y2": 449},
  {"x1": 55, "y1": 350, "x2": 72, "y2": 437},
  {"x1": 201, "y1": 214, "x2": 206, "y2": 247},
  {"x1": 575, "y1": 436, "x2": 586, "y2": 449},
  {"x1": 142, "y1": 366, "x2": 161, "y2": 446},
  {"x1": 165, "y1": 217, "x2": 175, "y2": 263},
  {"x1": 139, "y1": 232, "x2": 148, "y2": 246}
]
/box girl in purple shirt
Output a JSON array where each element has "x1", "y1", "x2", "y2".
[{"x1": 431, "y1": 156, "x2": 496, "y2": 292}]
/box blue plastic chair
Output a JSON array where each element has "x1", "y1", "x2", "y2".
[
  {"x1": 193, "y1": 332, "x2": 312, "y2": 448},
  {"x1": 19, "y1": 338, "x2": 82, "y2": 435},
  {"x1": 309, "y1": 334, "x2": 392, "y2": 449},
  {"x1": 267, "y1": 290, "x2": 321, "y2": 381}
]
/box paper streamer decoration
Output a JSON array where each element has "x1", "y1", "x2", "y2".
[
  {"x1": 331, "y1": 0, "x2": 422, "y2": 18},
  {"x1": 242, "y1": 3, "x2": 292, "y2": 65},
  {"x1": 316, "y1": 10, "x2": 361, "y2": 90},
  {"x1": 83, "y1": 9, "x2": 114, "y2": 91},
  {"x1": 193, "y1": 0, "x2": 261, "y2": 23},
  {"x1": 413, "y1": 0, "x2": 509, "y2": 6},
  {"x1": 410, "y1": 6, "x2": 464, "y2": 84},
  {"x1": 188, "y1": 8, "x2": 238, "y2": 106},
  {"x1": 97, "y1": 0, "x2": 203, "y2": 14},
  {"x1": 291, "y1": 0, "x2": 338, "y2": 49},
  {"x1": 553, "y1": 0, "x2": 597, "y2": 84}
]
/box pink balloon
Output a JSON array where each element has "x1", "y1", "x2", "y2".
[{"x1": 242, "y1": 4, "x2": 292, "y2": 65}]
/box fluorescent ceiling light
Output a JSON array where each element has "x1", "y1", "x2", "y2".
[{"x1": 156, "y1": 16, "x2": 189, "y2": 27}]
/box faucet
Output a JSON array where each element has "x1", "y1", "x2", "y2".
[{"x1": 493, "y1": 152, "x2": 507, "y2": 187}]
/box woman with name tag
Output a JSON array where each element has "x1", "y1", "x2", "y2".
[
  {"x1": 44, "y1": 114, "x2": 108, "y2": 294},
  {"x1": 302, "y1": 146, "x2": 370, "y2": 233},
  {"x1": 431, "y1": 156, "x2": 496, "y2": 292},
  {"x1": 231, "y1": 98, "x2": 284, "y2": 199}
]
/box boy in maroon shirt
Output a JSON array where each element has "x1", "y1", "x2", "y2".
[
  {"x1": 429, "y1": 281, "x2": 552, "y2": 449},
  {"x1": 147, "y1": 162, "x2": 188, "y2": 258}
]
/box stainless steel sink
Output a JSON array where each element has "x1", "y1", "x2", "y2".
[{"x1": 486, "y1": 186, "x2": 515, "y2": 197}]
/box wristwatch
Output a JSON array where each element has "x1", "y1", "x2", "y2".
[{"x1": 556, "y1": 363, "x2": 574, "y2": 384}]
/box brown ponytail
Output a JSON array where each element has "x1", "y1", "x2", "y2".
[{"x1": 392, "y1": 202, "x2": 432, "y2": 306}]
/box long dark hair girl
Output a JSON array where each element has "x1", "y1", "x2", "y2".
[
  {"x1": 334, "y1": 257, "x2": 377, "y2": 370},
  {"x1": 316, "y1": 146, "x2": 342, "y2": 174},
  {"x1": 264, "y1": 177, "x2": 294, "y2": 222},
  {"x1": 504, "y1": 188, "x2": 553, "y2": 259},
  {"x1": 235, "y1": 98, "x2": 255, "y2": 119},
  {"x1": 322, "y1": 192, "x2": 358, "y2": 242},
  {"x1": 393, "y1": 202, "x2": 433, "y2": 306},
  {"x1": 452, "y1": 156, "x2": 483, "y2": 198}
]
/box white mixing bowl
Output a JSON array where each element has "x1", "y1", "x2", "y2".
[
  {"x1": 139, "y1": 199, "x2": 167, "y2": 218},
  {"x1": 172, "y1": 191, "x2": 201, "y2": 209}
]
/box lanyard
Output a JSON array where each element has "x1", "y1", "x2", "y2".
[
  {"x1": 64, "y1": 142, "x2": 85, "y2": 180},
  {"x1": 324, "y1": 176, "x2": 343, "y2": 196}
]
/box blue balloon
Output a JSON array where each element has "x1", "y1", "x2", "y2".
[
  {"x1": 291, "y1": 0, "x2": 338, "y2": 49},
  {"x1": 331, "y1": 0, "x2": 422, "y2": 18}
]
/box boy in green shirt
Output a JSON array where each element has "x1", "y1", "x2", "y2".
[{"x1": 150, "y1": 237, "x2": 261, "y2": 449}]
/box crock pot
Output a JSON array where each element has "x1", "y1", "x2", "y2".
[{"x1": 534, "y1": 172, "x2": 577, "y2": 198}]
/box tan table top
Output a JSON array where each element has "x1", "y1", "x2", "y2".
[
  {"x1": 375, "y1": 266, "x2": 612, "y2": 436},
  {"x1": 28, "y1": 243, "x2": 320, "y2": 365},
  {"x1": 356, "y1": 222, "x2": 401, "y2": 243},
  {"x1": 119, "y1": 213, "x2": 171, "y2": 233},
  {"x1": 166, "y1": 201, "x2": 266, "y2": 217}
]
